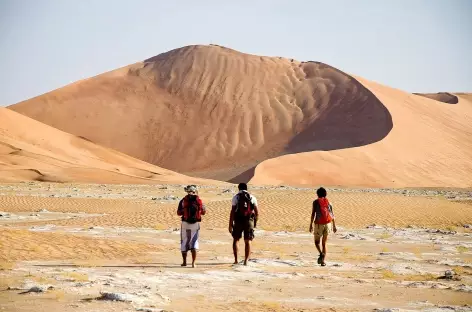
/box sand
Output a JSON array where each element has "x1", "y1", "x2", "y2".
[
  {"x1": 1, "y1": 183, "x2": 472, "y2": 230},
  {"x1": 0, "y1": 107, "x2": 222, "y2": 185},
  {"x1": 1, "y1": 183, "x2": 472, "y2": 312}
]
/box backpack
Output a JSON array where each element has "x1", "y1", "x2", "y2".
[
  {"x1": 182, "y1": 195, "x2": 202, "y2": 224},
  {"x1": 316, "y1": 198, "x2": 333, "y2": 224},
  {"x1": 236, "y1": 192, "x2": 254, "y2": 219}
]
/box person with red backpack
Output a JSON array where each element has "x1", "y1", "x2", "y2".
[
  {"x1": 177, "y1": 185, "x2": 206, "y2": 268},
  {"x1": 228, "y1": 183, "x2": 259, "y2": 266},
  {"x1": 309, "y1": 187, "x2": 337, "y2": 266}
]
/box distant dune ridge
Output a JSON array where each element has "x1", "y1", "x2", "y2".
[
  {"x1": 413, "y1": 92, "x2": 459, "y2": 104},
  {"x1": 8, "y1": 45, "x2": 472, "y2": 187},
  {"x1": 0, "y1": 107, "x2": 221, "y2": 185}
]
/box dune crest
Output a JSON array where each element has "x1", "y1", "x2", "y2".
[
  {"x1": 9, "y1": 45, "x2": 392, "y2": 182},
  {"x1": 0, "y1": 107, "x2": 221, "y2": 185}
]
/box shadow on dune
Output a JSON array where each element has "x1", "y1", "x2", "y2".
[
  {"x1": 287, "y1": 62, "x2": 393, "y2": 153},
  {"x1": 228, "y1": 63, "x2": 393, "y2": 184},
  {"x1": 228, "y1": 166, "x2": 257, "y2": 184}
]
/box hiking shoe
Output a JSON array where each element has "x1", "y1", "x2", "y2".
[{"x1": 320, "y1": 253, "x2": 326, "y2": 266}]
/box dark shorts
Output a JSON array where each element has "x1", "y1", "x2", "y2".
[{"x1": 232, "y1": 219, "x2": 255, "y2": 241}]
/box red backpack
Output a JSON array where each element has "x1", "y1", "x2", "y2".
[
  {"x1": 316, "y1": 197, "x2": 333, "y2": 224},
  {"x1": 236, "y1": 192, "x2": 253, "y2": 219},
  {"x1": 182, "y1": 195, "x2": 203, "y2": 224}
]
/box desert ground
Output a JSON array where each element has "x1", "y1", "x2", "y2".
[{"x1": 1, "y1": 182, "x2": 472, "y2": 312}]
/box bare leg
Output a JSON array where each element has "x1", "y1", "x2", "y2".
[
  {"x1": 233, "y1": 239, "x2": 239, "y2": 264},
  {"x1": 244, "y1": 240, "x2": 251, "y2": 265},
  {"x1": 321, "y1": 234, "x2": 328, "y2": 265},
  {"x1": 315, "y1": 238, "x2": 322, "y2": 254},
  {"x1": 191, "y1": 249, "x2": 197, "y2": 268},
  {"x1": 181, "y1": 251, "x2": 187, "y2": 267},
  {"x1": 322, "y1": 235, "x2": 328, "y2": 255}
]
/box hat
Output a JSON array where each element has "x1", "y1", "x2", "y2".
[{"x1": 184, "y1": 185, "x2": 197, "y2": 193}]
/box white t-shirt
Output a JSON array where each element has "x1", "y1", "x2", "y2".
[{"x1": 232, "y1": 190, "x2": 258, "y2": 207}]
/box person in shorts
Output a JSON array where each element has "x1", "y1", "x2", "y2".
[
  {"x1": 228, "y1": 183, "x2": 259, "y2": 265},
  {"x1": 309, "y1": 187, "x2": 337, "y2": 266}
]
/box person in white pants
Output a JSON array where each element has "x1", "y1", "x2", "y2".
[{"x1": 177, "y1": 185, "x2": 206, "y2": 268}]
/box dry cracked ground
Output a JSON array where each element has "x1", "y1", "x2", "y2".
[{"x1": 0, "y1": 182, "x2": 472, "y2": 312}]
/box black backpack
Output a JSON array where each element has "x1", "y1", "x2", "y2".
[{"x1": 236, "y1": 192, "x2": 253, "y2": 219}]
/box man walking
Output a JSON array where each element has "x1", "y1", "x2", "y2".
[
  {"x1": 229, "y1": 183, "x2": 259, "y2": 265},
  {"x1": 177, "y1": 185, "x2": 206, "y2": 268},
  {"x1": 309, "y1": 187, "x2": 337, "y2": 266}
]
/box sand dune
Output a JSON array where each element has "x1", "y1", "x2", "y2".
[
  {"x1": 251, "y1": 83, "x2": 472, "y2": 187},
  {"x1": 9, "y1": 45, "x2": 393, "y2": 182},
  {"x1": 8, "y1": 45, "x2": 472, "y2": 187},
  {"x1": 0, "y1": 107, "x2": 221, "y2": 185}
]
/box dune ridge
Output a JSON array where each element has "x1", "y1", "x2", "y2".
[
  {"x1": 413, "y1": 92, "x2": 459, "y2": 104},
  {"x1": 10, "y1": 45, "x2": 393, "y2": 182},
  {"x1": 0, "y1": 107, "x2": 221, "y2": 185}
]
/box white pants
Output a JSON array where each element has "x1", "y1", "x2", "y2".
[{"x1": 180, "y1": 221, "x2": 200, "y2": 252}]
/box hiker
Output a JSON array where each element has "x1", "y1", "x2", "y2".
[
  {"x1": 228, "y1": 183, "x2": 259, "y2": 265},
  {"x1": 177, "y1": 185, "x2": 206, "y2": 268},
  {"x1": 309, "y1": 187, "x2": 337, "y2": 266}
]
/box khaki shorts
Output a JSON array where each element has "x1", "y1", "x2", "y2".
[
  {"x1": 313, "y1": 223, "x2": 332, "y2": 241},
  {"x1": 232, "y1": 219, "x2": 255, "y2": 241}
]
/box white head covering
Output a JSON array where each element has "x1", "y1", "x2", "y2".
[{"x1": 184, "y1": 185, "x2": 198, "y2": 194}]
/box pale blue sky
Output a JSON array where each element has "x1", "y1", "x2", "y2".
[{"x1": 1, "y1": 0, "x2": 471, "y2": 106}]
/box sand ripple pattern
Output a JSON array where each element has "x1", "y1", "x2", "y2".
[
  {"x1": 0, "y1": 229, "x2": 161, "y2": 261},
  {"x1": 2, "y1": 191, "x2": 471, "y2": 230}
]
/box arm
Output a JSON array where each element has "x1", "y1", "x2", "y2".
[
  {"x1": 330, "y1": 204, "x2": 337, "y2": 233},
  {"x1": 177, "y1": 199, "x2": 183, "y2": 216},
  {"x1": 309, "y1": 201, "x2": 316, "y2": 232},
  {"x1": 253, "y1": 204, "x2": 259, "y2": 227},
  {"x1": 199, "y1": 198, "x2": 206, "y2": 215},
  {"x1": 229, "y1": 205, "x2": 236, "y2": 233}
]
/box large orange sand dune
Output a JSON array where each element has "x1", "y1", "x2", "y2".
[
  {"x1": 0, "y1": 107, "x2": 221, "y2": 185},
  {"x1": 9, "y1": 45, "x2": 393, "y2": 182},
  {"x1": 8, "y1": 45, "x2": 472, "y2": 187}
]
